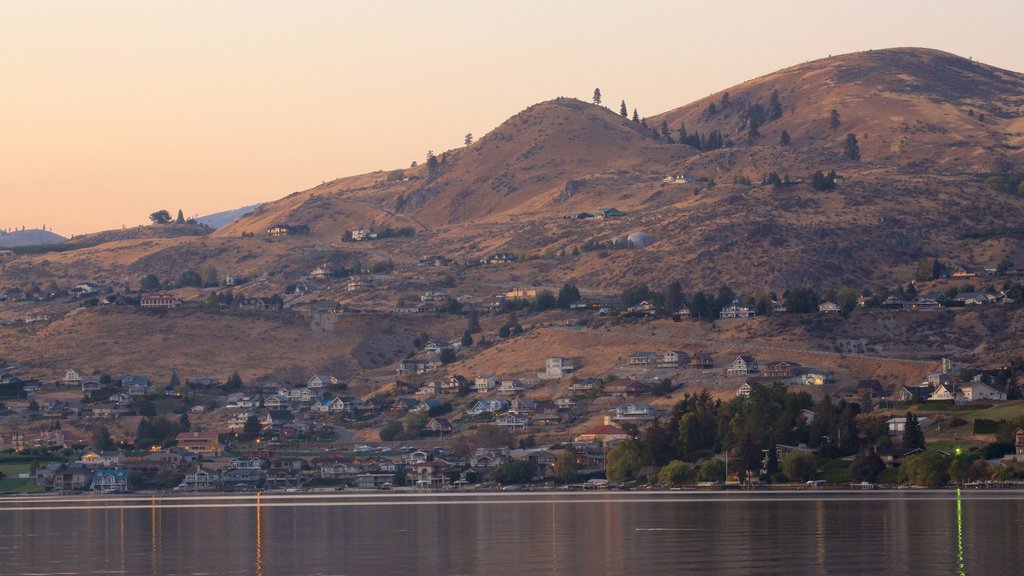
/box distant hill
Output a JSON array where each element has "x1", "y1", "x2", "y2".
[
  {"x1": 7, "y1": 47, "x2": 1024, "y2": 293},
  {"x1": 0, "y1": 229, "x2": 65, "y2": 248},
  {"x1": 69, "y1": 223, "x2": 212, "y2": 245},
  {"x1": 196, "y1": 204, "x2": 262, "y2": 229}
]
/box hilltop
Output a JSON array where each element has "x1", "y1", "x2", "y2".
[{"x1": 0, "y1": 228, "x2": 65, "y2": 248}]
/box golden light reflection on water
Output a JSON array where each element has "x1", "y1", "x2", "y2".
[
  {"x1": 256, "y1": 493, "x2": 263, "y2": 576},
  {"x1": 957, "y1": 488, "x2": 966, "y2": 576}
]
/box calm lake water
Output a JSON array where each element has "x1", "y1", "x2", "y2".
[{"x1": 0, "y1": 490, "x2": 1020, "y2": 575}]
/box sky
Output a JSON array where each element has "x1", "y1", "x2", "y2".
[{"x1": 2, "y1": 1, "x2": 1024, "y2": 237}]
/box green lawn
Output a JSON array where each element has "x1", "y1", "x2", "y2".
[
  {"x1": 0, "y1": 462, "x2": 30, "y2": 477},
  {"x1": 0, "y1": 477, "x2": 44, "y2": 493}
]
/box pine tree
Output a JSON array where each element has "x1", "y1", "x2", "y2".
[
  {"x1": 466, "y1": 310, "x2": 481, "y2": 334},
  {"x1": 779, "y1": 130, "x2": 791, "y2": 145},
  {"x1": 632, "y1": 109, "x2": 639, "y2": 123},
  {"x1": 844, "y1": 133, "x2": 861, "y2": 160},
  {"x1": 768, "y1": 89, "x2": 782, "y2": 120},
  {"x1": 677, "y1": 123, "x2": 688, "y2": 144},
  {"x1": 175, "y1": 209, "x2": 185, "y2": 224},
  {"x1": 660, "y1": 120, "x2": 673, "y2": 143},
  {"x1": 464, "y1": 133, "x2": 473, "y2": 146},
  {"x1": 829, "y1": 109, "x2": 841, "y2": 132},
  {"x1": 903, "y1": 412, "x2": 926, "y2": 451},
  {"x1": 592, "y1": 88, "x2": 602, "y2": 105},
  {"x1": 426, "y1": 150, "x2": 439, "y2": 175},
  {"x1": 620, "y1": 100, "x2": 628, "y2": 118}
]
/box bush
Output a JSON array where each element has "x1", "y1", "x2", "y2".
[
  {"x1": 973, "y1": 418, "x2": 1002, "y2": 434},
  {"x1": 657, "y1": 460, "x2": 695, "y2": 486},
  {"x1": 780, "y1": 451, "x2": 817, "y2": 482}
]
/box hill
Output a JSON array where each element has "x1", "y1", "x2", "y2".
[
  {"x1": 0, "y1": 229, "x2": 65, "y2": 248},
  {"x1": 2, "y1": 47, "x2": 1024, "y2": 375},
  {"x1": 196, "y1": 204, "x2": 262, "y2": 229}
]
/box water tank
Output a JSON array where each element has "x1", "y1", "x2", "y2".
[{"x1": 627, "y1": 231, "x2": 653, "y2": 248}]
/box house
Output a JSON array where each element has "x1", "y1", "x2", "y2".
[
  {"x1": 574, "y1": 417, "x2": 630, "y2": 444},
  {"x1": 140, "y1": 292, "x2": 181, "y2": 309},
  {"x1": 497, "y1": 379, "x2": 527, "y2": 395},
  {"x1": 440, "y1": 374, "x2": 470, "y2": 395},
  {"x1": 310, "y1": 397, "x2": 344, "y2": 414},
  {"x1": 391, "y1": 397, "x2": 420, "y2": 414},
  {"x1": 424, "y1": 418, "x2": 453, "y2": 435},
  {"x1": 658, "y1": 351, "x2": 690, "y2": 369},
  {"x1": 481, "y1": 296, "x2": 507, "y2": 313},
  {"x1": 423, "y1": 340, "x2": 453, "y2": 354},
  {"x1": 691, "y1": 351, "x2": 714, "y2": 369},
  {"x1": 614, "y1": 402, "x2": 658, "y2": 421},
  {"x1": 309, "y1": 264, "x2": 332, "y2": 279},
  {"x1": 415, "y1": 381, "x2": 442, "y2": 396},
  {"x1": 351, "y1": 228, "x2": 377, "y2": 241},
  {"x1": 482, "y1": 252, "x2": 517, "y2": 265},
  {"x1": 532, "y1": 402, "x2": 566, "y2": 425},
  {"x1": 1015, "y1": 428, "x2": 1024, "y2": 456},
  {"x1": 570, "y1": 378, "x2": 602, "y2": 392},
  {"x1": 961, "y1": 382, "x2": 1006, "y2": 402},
  {"x1": 955, "y1": 292, "x2": 994, "y2": 306},
  {"x1": 466, "y1": 397, "x2": 509, "y2": 414},
  {"x1": 53, "y1": 465, "x2": 93, "y2": 492},
  {"x1": 727, "y1": 355, "x2": 759, "y2": 376},
  {"x1": 471, "y1": 447, "x2": 511, "y2": 468},
  {"x1": 61, "y1": 369, "x2": 82, "y2": 387},
  {"x1": 267, "y1": 223, "x2": 308, "y2": 237},
  {"x1": 912, "y1": 298, "x2": 942, "y2": 311},
  {"x1": 897, "y1": 384, "x2": 934, "y2": 403},
  {"x1": 175, "y1": 465, "x2": 218, "y2": 492},
  {"x1": 950, "y1": 265, "x2": 979, "y2": 279},
  {"x1": 91, "y1": 469, "x2": 130, "y2": 493},
  {"x1": 412, "y1": 399, "x2": 440, "y2": 413},
  {"x1": 928, "y1": 383, "x2": 959, "y2": 401},
  {"x1": 347, "y1": 277, "x2": 375, "y2": 292},
  {"x1": 881, "y1": 295, "x2": 908, "y2": 309},
  {"x1": 719, "y1": 304, "x2": 756, "y2": 320},
  {"x1": 856, "y1": 379, "x2": 885, "y2": 398},
  {"x1": 495, "y1": 414, "x2": 530, "y2": 430},
  {"x1": 626, "y1": 301, "x2": 659, "y2": 317},
  {"x1": 887, "y1": 416, "x2": 934, "y2": 434},
  {"x1": 121, "y1": 374, "x2": 151, "y2": 388},
  {"x1": 736, "y1": 381, "x2": 758, "y2": 398},
  {"x1": 802, "y1": 372, "x2": 835, "y2": 386},
  {"x1": 627, "y1": 352, "x2": 659, "y2": 366},
  {"x1": 554, "y1": 396, "x2": 578, "y2": 409},
  {"x1": 175, "y1": 431, "x2": 222, "y2": 457},
  {"x1": 263, "y1": 394, "x2": 290, "y2": 409},
  {"x1": 762, "y1": 361, "x2": 798, "y2": 378},
  {"x1": 307, "y1": 374, "x2": 338, "y2": 389},
  {"x1": 191, "y1": 376, "x2": 220, "y2": 387},
  {"x1": 474, "y1": 375, "x2": 498, "y2": 393},
  {"x1": 603, "y1": 379, "x2": 646, "y2": 396},
  {"x1": 510, "y1": 397, "x2": 537, "y2": 415},
  {"x1": 398, "y1": 354, "x2": 443, "y2": 375},
  {"x1": 818, "y1": 302, "x2": 842, "y2": 314},
  {"x1": 541, "y1": 357, "x2": 576, "y2": 379}
]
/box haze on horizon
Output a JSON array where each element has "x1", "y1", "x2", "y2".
[{"x1": 3, "y1": 0, "x2": 1023, "y2": 237}]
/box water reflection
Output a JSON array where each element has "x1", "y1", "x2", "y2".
[
  {"x1": 0, "y1": 491, "x2": 1020, "y2": 575},
  {"x1": 957, "y1": 488, "x2": 965, "y2": 576}
]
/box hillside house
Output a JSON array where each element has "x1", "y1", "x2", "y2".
[
  {"x1": 175, "y1": 431, "x2": 222, "y2": 457},
  {"x1": 497, "y1": 379, "x2": 527, "y2": 395},
  {"x1": 928, "y1": 383, "x2": 962, "y2": 402},
  {"x1": 604, "y1": 379, "x2": 646, "y2": 396},
  {"x1": 961, "y1": 382, "x2": 1006, "y2": 401},
  {"x1": 62, "y1": 369, "x2": 82, "y2": 387},
  {"x1": 727, "y1": 355, "x2": 759, "y2": 376},
  {"x1": 483, "y1": 253, "x2": 517, "y2": 265},
  {"x1": 574, "y1": 417, "x2": 630, "y2": 444},
  {"x1": 474, "y1": 375, "x2": 498, "y2": 393},
  {"x1": 897, "y1": 384, "x2": 934, "y2": 403},
  {"x1": 762, "y1": 361, "x2": 798, "y2": 378},
  {"x1": 440, "y1": 375, "x2": 470, "y2": 395},
  {"x1": 614, "y1": 402, "x2": 658, "y2": 421},
  {"x1": 802, "y1": 372, "x2": 836, "y2": 386},
  {"x1": 351, "y1": 228, "x2": 377, "y2": 241},
  {"x1": 467, "y1": 399, "x2": 510, "y2": 416},
  {"x1": 532, "y1": 402, "x2": 566, "y2": 425},
  {"x1": 424, "y1": 418, "x2": 453, "y2": 435},
  {"x1": 509, "y1": 397, "x2": 537, "y2": 415},
  {"x1": 140, "y1": 292, "x2": 181, "y2": 309},
  {"x1": 267, "y1": 224, "x2": 309, "y2": 237},
  {"x1": 626, "y1": 301, "x2": 659, "y2": 317},
  {"x1": 691, "y1": 351, "x2": 714, "y2": 369},
  {"x1": 912, "y1": 298, "x2": 942, "y2": 311},
  {"x1": 627, "y1": 352, "x2": 659, "y2": 366},
  {"x1": 950, "y1": 265, "x2": 980, "y2": 279},
  {"x1": 658, "y1": 351, "x2": 690, "y2": 369},
  {"x1": 495, "y1": 414, "x2": 530, "y2": 430},
  {"x1": 818, "y1": 302, "x2": 842, "y2": 314},
  {"x1": 398, "y1": 354, "x2": 443, "y2": 375},
  {"x1": 541, "y1": 357, "x2": 576, "y2": 379},
  {"x1": 307, "y1": 374, "x2": 337, "y2": 389},
  {"x1": 719, "y1": 305, "x2": 755, "y2": 320},
  {"x1": 570, "y1": 378, "x2": 602, "y2": 392}
]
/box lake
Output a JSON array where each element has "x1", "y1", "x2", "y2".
[{"x1": 0, "y1": 490, "x2": 1020, "y2": 575}]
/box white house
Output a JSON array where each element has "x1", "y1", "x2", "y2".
[
  {"x1": 541, "y1": 357, "x2": 575, "y2": 379},
  {"x1": 727, "y1": 355, "x2": 759, "y2": 376}
]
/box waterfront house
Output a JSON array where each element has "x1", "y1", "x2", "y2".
[{"x1": 91, "y1": 469, "x2": 130, "y2": 493}]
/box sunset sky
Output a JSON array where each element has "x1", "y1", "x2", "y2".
[{"x1": 3, "y1": 1, "x2": 1023, "y2": 236}]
